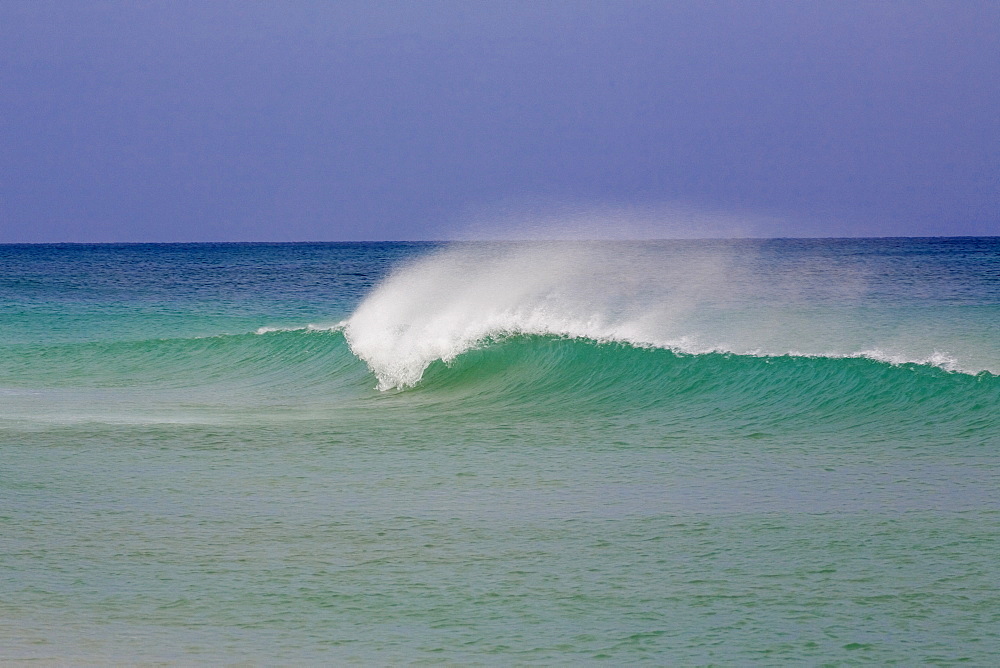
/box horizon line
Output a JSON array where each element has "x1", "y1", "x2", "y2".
[{"x1": 1, "y1": 234, "x2": 998, "y2": 246}]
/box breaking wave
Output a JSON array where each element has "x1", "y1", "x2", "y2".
[
  {"x1": 343, "y1": 242, "x2": 997, "y2": 389},
  {"x1": 3, "y1": 242, "x2": 996, "y2": 435}
]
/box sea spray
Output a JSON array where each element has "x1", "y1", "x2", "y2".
[
  {"x1": 343, "y1": 241, "x2": 752, "y2": 389},
  {"x1": 344, "y1": 240, "x2": 998, "y2": 389}
]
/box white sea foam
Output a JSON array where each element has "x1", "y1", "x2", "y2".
[
  {"x1": 852, "y1": 349, "x2": 963, "y2": 373},
  {"x1": 343, "y1": 243, "x2": 717, "y2": 388},
  {"x1": 344, "y1": 242, "x2": 993, "y2": 389},
  {"x1": 255, "y1": 323, "x2": 345, "y2": 335}
]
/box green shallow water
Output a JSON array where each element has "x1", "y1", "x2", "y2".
[
  {"x1": 4, "y1": 423, "x2": 999, "y2": 664},
  {"x1": 1, "y1": 239, "x2": 999, "y2": 664}
]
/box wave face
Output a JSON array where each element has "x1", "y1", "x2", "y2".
[
  {"x1": 2, "y1": 327, "x2": 996, "y2": 443},
  {"x1": 409, "y1": 334, "x2": 998, "y2": 443}
]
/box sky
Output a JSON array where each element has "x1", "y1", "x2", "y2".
[{"x1": 1, "y1": 0, "x2": 998, "y2": 242}]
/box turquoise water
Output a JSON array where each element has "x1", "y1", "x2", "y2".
[{"x1": 1, "y1": 239, "x2": 998, "y2": 664}]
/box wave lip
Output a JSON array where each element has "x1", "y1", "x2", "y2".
[{"x1": 255, "y1": 322, "x2": 345, "y2": 335}]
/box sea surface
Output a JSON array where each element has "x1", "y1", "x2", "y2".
[{"x1": 1, "y1": 238, "x2": 998, "y2": 664}]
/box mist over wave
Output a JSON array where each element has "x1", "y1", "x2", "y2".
[
  {"x1": 344, "y1": 241, "x2": 716, "y2": 388},
  {"x1": 344, "y1": 241, "x2": 997, "y2": 389}
]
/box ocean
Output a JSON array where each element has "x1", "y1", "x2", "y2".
[{"x1": 1, "y1": 238, "x2": 998, "y2": 664}]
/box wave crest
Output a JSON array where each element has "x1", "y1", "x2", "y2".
[{"x1": 343, "y1": 242, "x2": 995, "y2": 389}]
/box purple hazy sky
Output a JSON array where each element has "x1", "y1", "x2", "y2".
[{"x1": 1, "y1": 0, "x2": 998, "y2": 241}]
